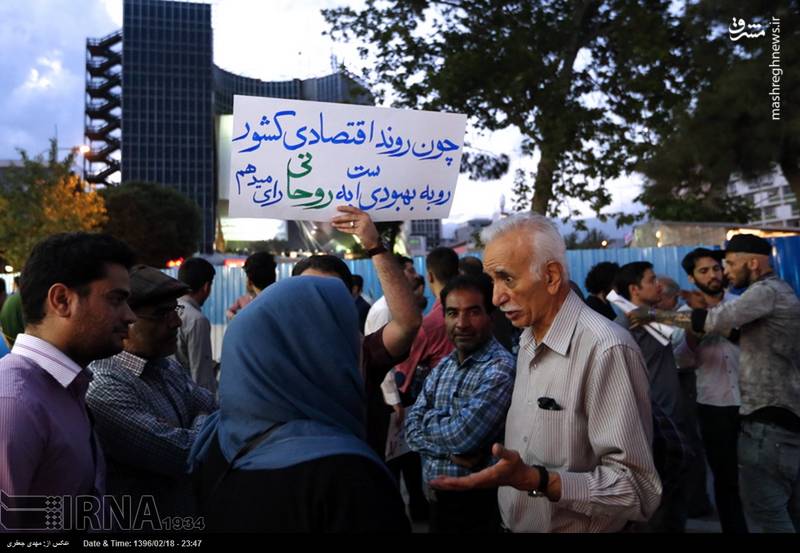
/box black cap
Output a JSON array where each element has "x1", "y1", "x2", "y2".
[
  {"x1": 128, "y1": 264, "x2": 191, "y2": 309},
  {"x1": 724, "y1": 234, "x2": 772, "y2": 256}
]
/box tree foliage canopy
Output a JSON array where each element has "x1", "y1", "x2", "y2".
[
  {"x1": 0, "y1": 140, "x2": 107, "y2": 269},
  {"x1": 635, "y1": 0, "x2": 799, "y2": 223},
  {"x1": 324, "y1": 0, "x2": 691, "y2": 219},
  {"x1": 564, "y1": 228, "x2": 609, "y2": 249},
  {"x1": 101, "y1": 181, "x2": 202, "y2": 268}
]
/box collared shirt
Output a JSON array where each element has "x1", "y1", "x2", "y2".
[
  {"x1": 88, "y1": 351, "x2": 217, "y2": 477},
  {"x1": 616, "y1": 315, "x2": 690, "y2": 436},
  {"x1": 405, "y1": 337, "x2": 516, "y2": 484},
  {"x1": 674, "y1": 294, "x2": 741, "y2": 407},
  {"x1": 12, "y1": 333, "x2": 83, "y2": 387},
  {"x1": 395, "y1": 299, "x2": 454, "y2": 393},
  {"x1": 702, "y1": 274, "x2": 800, "y2": 417},
  {"x1": 175, "y1": 295, "x2": 217, "y2": 394},
  {"x1": 87, "y1": 352, "x2": 216, "y2": 516},
  {"x1": 501, "y1": 292, "x2": 661, "y2": 533},
  {"x1": 0, "y1": 334, "x2": 105, "y2": 500}
]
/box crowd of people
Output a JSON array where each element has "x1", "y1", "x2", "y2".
[{"x1": 0, "y1": 206, "x2": 798, "y2": 534}]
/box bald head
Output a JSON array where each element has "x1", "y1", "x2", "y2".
[
  {"x1": 724, "y1": 252, "x2": 772, "y2": 288},
  {"x1": 655, "y1": 276, "x2": 680, "y2": 311}
]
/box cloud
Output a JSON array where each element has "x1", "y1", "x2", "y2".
[
  {"x1": 0, "y1": 0, "x2": 643, "y2": 221},
  {"x1": 0, "y1": 0, "x2": 118, "y2": 158},
  {"x1": 212, "y1": 0, "x2": 364, "y2": 80}
]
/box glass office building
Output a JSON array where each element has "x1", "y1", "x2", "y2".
[{"x1": 86, "y1": 0, "x2": 370, "y2": 253}]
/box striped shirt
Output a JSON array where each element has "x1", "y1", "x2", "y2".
[
  {"x1": 405, "y1": 337, "x2": 516, "y2": 483},
  {"x1": 0, "y1": 334, "x2": 105, "y2": 500},
  {"x1": 500, "y1": 292, "x2": 661, "y2": 533}
]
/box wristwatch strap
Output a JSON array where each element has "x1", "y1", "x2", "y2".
[
  {"x1": 527, "y1": 465, "x2": 549, "y2": 498},
  {"x1": 366, "y1": 243, "x2": 388, "y2": 257}
]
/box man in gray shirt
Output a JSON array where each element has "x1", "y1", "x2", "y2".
[
  {"x1": 614, "y1": 262, "x2": 694, "y2": 533},
  {"x1": 632, "y1": 234, "x2": 800, "y2": 533},
  {"x1": 175, "y1": 257, "x2": 217, "y2": 394}
]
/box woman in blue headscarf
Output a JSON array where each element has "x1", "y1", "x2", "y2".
[{"x1": 189, "y1": 275, "x2": 409, "y2": 533}]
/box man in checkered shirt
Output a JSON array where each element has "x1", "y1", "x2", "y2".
[
  {"x1": 405, "y1": 274, "x2": 515, "y2": 533},
  {"x1": 88, "y1": 265, "x2": 217, "y2": 519}
]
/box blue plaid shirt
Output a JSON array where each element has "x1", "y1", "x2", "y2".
[
  {"x1": 405, "y1": 336, "x2": 516, "y2": 484},
  {"x1": 87, "y1": 352, "x2": 217, "y2": 477}
]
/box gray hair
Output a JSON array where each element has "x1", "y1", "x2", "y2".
[
  {"x1": 481, "y1": 213, "x2": 570, "y2": 281},
  {"x1": 658, "y1": 276, "x2": 680, "y2": 298}
]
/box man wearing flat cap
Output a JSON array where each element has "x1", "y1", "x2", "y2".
[
  {"x1": 631, "y1": 234, "x2": 800, "y2": 533},
  {"x1": 87, "y1": 265, "x2": 217, "y2": 519}
]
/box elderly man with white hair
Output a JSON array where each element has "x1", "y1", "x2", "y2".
[{"x1": 431, "y1": 213, "x2": 661, "y2": 533}]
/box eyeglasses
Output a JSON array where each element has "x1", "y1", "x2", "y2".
[{"x1": 136, "y1": 304, "x2": 185, "y2": 321}]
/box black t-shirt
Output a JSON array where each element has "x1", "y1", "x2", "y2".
[{"x1": 195, "y1": 437, "x2": 410, "y2": 533}]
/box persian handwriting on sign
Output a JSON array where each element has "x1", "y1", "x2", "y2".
[
  {"x1": 728, "y1": 17, "x2": 766, "y2": 41},
  {"x1": 346, "y1": 164, "x2": 381, "y2": 179},
  {"x1": 235, "y1": 154, "x2": 451, "y2": 212},
  {"x1": 228, "y1": 95, "x2": 465, "y2": 221},
  {"x1": 332, "y1": 182, "x2": 450, "y2": 213},
  {"x1": 234, "y1": 163, "x2": 283, "y2": 207},
  {"x1": 232, "y1": 111, "x2": 459, "y2": 163},
  {"x1": 286, "y1": 152, "x2": 334, "y2": 210}
]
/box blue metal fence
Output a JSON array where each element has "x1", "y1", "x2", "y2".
[
  {"x1": 772, "y1": 236, "x2": 800, "y2": 296},
  {"x1": 4, "y1": 236, "x2": 798, "y2": 359}
]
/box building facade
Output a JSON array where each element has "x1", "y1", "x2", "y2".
[
  {"x1": 727, "y1": 168, "x2": 799, "y2": 228},
  {"x1": 410, "y1": 219, "x2": 443, "y2": 250},
  {"x1": 453, "y1": 218, "x2": 492, "y2": 245},
  {"x1": 85, "y1": 0, "x2": 371, "y2": 253}
]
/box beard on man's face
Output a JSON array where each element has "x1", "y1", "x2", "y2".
[{"x1": 695, "y1": 278, "x2": 723, "y2": 296}]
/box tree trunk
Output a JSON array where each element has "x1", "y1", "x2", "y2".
[
  {"x1": 780, "y1": 156, "x2": 800, "y2": 209},
  {"x1": 528, "y1": 0, "x2": 599, "y2": 215},
  {"x1": 531, "y1": 150, "x2": 557, "y2": 214}
]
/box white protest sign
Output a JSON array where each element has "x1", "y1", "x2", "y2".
[{"x1": 228, "y1": 95, "x2": 467, "y2": 221}]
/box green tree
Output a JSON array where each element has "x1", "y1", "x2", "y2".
[
  {"x1": 636, "y1": 0, "x2": 799, "y2": 220},
  {"x1": 324, "y1": 0, "x2": 692, "y2": 219},
  {"x1": 564, "y1": 228, "x2": 609, "y2": 249},
  {"x1": 102, "y1": 182, "x2": 202, "y2": 268},
  {"x1": 0, "y1": 139, "x2": 107, "y2": 269}
]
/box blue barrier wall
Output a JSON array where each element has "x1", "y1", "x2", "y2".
[
  {"x1": 4, "y1": 236, "x2": 795, "y2": 359},
  {"x1": 159, "y1": 236, "x2": 800, "y2": 360},
  {"x1": 772, "y1": 236, "x2": 800, "y2": 296}
]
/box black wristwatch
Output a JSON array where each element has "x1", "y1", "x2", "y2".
[
  {"x1": 366, "y1": 243, "x2": 388, "y2": 257},
  {"x1": 528, "y1": 465, "x2": 549, "y2": 498}
]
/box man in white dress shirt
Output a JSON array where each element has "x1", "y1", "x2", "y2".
[{"x1": 431, "y1": 213, "x2": 661, "y2": 533}]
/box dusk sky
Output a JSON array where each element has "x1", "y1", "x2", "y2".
[{"x1": 0, "y1": 0, "x2": 642, "y2": 235}]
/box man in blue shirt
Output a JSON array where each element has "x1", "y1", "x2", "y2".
[
  {"x1": 88, "y1": 265, "x2": 217, "y2": 519},
  {"x1": 405, "y1": 274, "x2": 515, "y2": 533}
]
